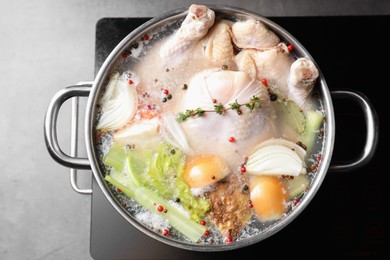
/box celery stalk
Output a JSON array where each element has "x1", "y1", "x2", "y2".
[
  {"x1": 103, "y1": 142, "x2": 127, "y2": 171},
  {"x1": 104, "y1": 142, "x2": 210, "y2": 236},
  {"x1": 104, "y1": 142, "x2": 210, "y2": 221},
  {"x1": 133, "y1": 144, "x2": 210, "y2": 221},
  {"x1": 105, "y1": 174, "x2": 206, "y2": 242},
  {"x1": 300, "y1": 110, "x2": 324, "y2": 152},
  {"x1": 125, "y1": 156, "x2": 142, "y2": 187}
]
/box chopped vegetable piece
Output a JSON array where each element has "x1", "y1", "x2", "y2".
[
  {"x1": 161, "y1": 115, "x2": 193, "y2": 155},
  {"x1": 300, "y1": 110, "x2": 324, "y2": 152},
  {"x1": 285, "y1": 174, "x2": 310, "y2": 198},
  {"x1": 105, "y1": 173, "x2": 206, "y2": 242},
  {"x1": 97, "y1": 72, "x2": 138, "y2": 131},
  {"x1": 143, "y1": 144, "x2": 210, "y2": 221},
  {"x1": 103, "y1": 142, "x2": 127, "y2": 172},
  {"x1": 104, "y1": 142, "x2": 210, "y2": 222},
  {"x1": 113, "y1": 117, "x2": 160, "y2": 150},
  {"x1": 246, "y1": 139, "x2": 306, "y2": 176}
]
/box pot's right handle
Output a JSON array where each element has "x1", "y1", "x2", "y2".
[{"x1": 329, "y1": 90, "x2": 379, "y2": 172}]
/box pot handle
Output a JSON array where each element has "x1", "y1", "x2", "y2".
[
  {"x1": 329, "y1": 90, "x2": 379, "y2": 172},
  {"x1": 44, "y1": 83, "x2": 92, "y2": 170},
  {"x1": 70, "y1": 93, "x2": 92, "y2": 194}
]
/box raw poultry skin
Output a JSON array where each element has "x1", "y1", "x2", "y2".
[
  {"x1": 287, "y1": 58, "x2": 319, "y2": 110},
  {"x1": 177, "y1": 69, "x2": 274, "y2": 171},
  {"x1": 201, "y1": 20, "x2": 235, "y2": 67},
  {"x1": 235, "y1": 43, "x2": 294, "y2": 95},
  {"x1": 232, "y1": 19, "x2": 280, "y2": 49},
  {"x1": 234, "y1": 43, "x2": 319, "y2": 110},
  {"x1": 160, "y1": 4, "x2": 215, "y2": 68}
]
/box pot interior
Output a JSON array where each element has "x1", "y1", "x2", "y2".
[{"x1": 86, "y1": 5, "x2": 334, "y2": 251}]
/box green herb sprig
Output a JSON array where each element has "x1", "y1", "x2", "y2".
[{"x1": 176, "y1": 95, "x2": 261, "y2": 122}]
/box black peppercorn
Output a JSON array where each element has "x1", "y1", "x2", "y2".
[{"x1": 269, "y1": 93, "x2": 278, "y2": 101}]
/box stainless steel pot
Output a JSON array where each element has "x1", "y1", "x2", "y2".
[{"x1": 44, "y1": 5, "x2": 379, "y2": 251}]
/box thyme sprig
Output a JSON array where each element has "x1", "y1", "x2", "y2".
[{"x1": 176, "y1": 95, "x2": 261, "y2": 122}]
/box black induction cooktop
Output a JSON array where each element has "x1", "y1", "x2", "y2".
[{"x1": 90, "y1": 16, "x2": 387, "y2": 259}]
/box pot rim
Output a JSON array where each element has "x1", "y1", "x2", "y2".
[{"x1": 85, "y1": 4, "x2": 335, "y2": 251}]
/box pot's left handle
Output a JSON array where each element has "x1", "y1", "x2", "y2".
[{"x1": 44, "y1": 83, "x2": 93, "y2": 193}]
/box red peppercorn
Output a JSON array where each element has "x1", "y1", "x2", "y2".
[
  {"x1": 249, "y1": 203, "x2": 254, "y2": 208},
  {"x1": 200, "y1": 220, "x2": 206, "y2": 226},
  {"x1": 288, "y1": 44, "x2": 294, "y2": 51},
  {"x1": 163, "y1": 89, "x2": 169, "y2": 95},
  {"x1": 204, "y1": 230, "x2": 210, "y2": 236},
  {"x1": 163, "y1": 229, "x2": 170, "y2": 236},
  {"x1": 226, "y1": 237, "x2": 233, "y2": 243},
  {"x1": 121, "y1": 53, "x2": 129, "y2": 58},
  {"x1": 229, "y1": 136, "x2": 235, "y2": 143},
  {"x1": 292, "y1": 198, "x2": 300, "y2": 207},
  {"x1": 240, "y1": 166, "x2": 246, "y2": 173},
  {"x1": 117, "y1": 188, "x2": 122, "y2": 193},
  {"x1": 317, "y1": 153, "x2": 322, "y2": 162},
  {"x1": 143, "y1": 34, "x2": 150, "y2": 41},
  {"x1": 261, "y1": 78, "x2": 268, "y2": 86},
  {"x1": 157, "y1": 205, "x2": 164, "y2": 212},
  {"x1": 128, "y1": 79, "x2": 134, "y2": 85}
]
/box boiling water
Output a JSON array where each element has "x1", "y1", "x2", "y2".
[{"x1": 95, "y1": 12, "x2": 325, "y2": 245}]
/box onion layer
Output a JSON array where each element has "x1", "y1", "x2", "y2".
[
  {"x1": 96, "y1": 72, "x2": 137, "y2": 131},
  {"x1": 246, "y1": 138, "x2": 306, "y2": 176}
]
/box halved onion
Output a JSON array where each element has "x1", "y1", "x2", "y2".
[
  {"x1": 183, "y1": 155, "x2": 230, "y2": 188},
  {"x1": 249, "y1": 175, "x2": 288, "y2": 221},
  {"x1": 246, "y1": 138, "x2": 306, "y2": 176},
  {"x1": 96, "y1": 72, "x2": 138, "y2": 131}
]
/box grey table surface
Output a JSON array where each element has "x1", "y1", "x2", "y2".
[{"x1": 1, "y1": 0, "x2": 389, "y2": 259}]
